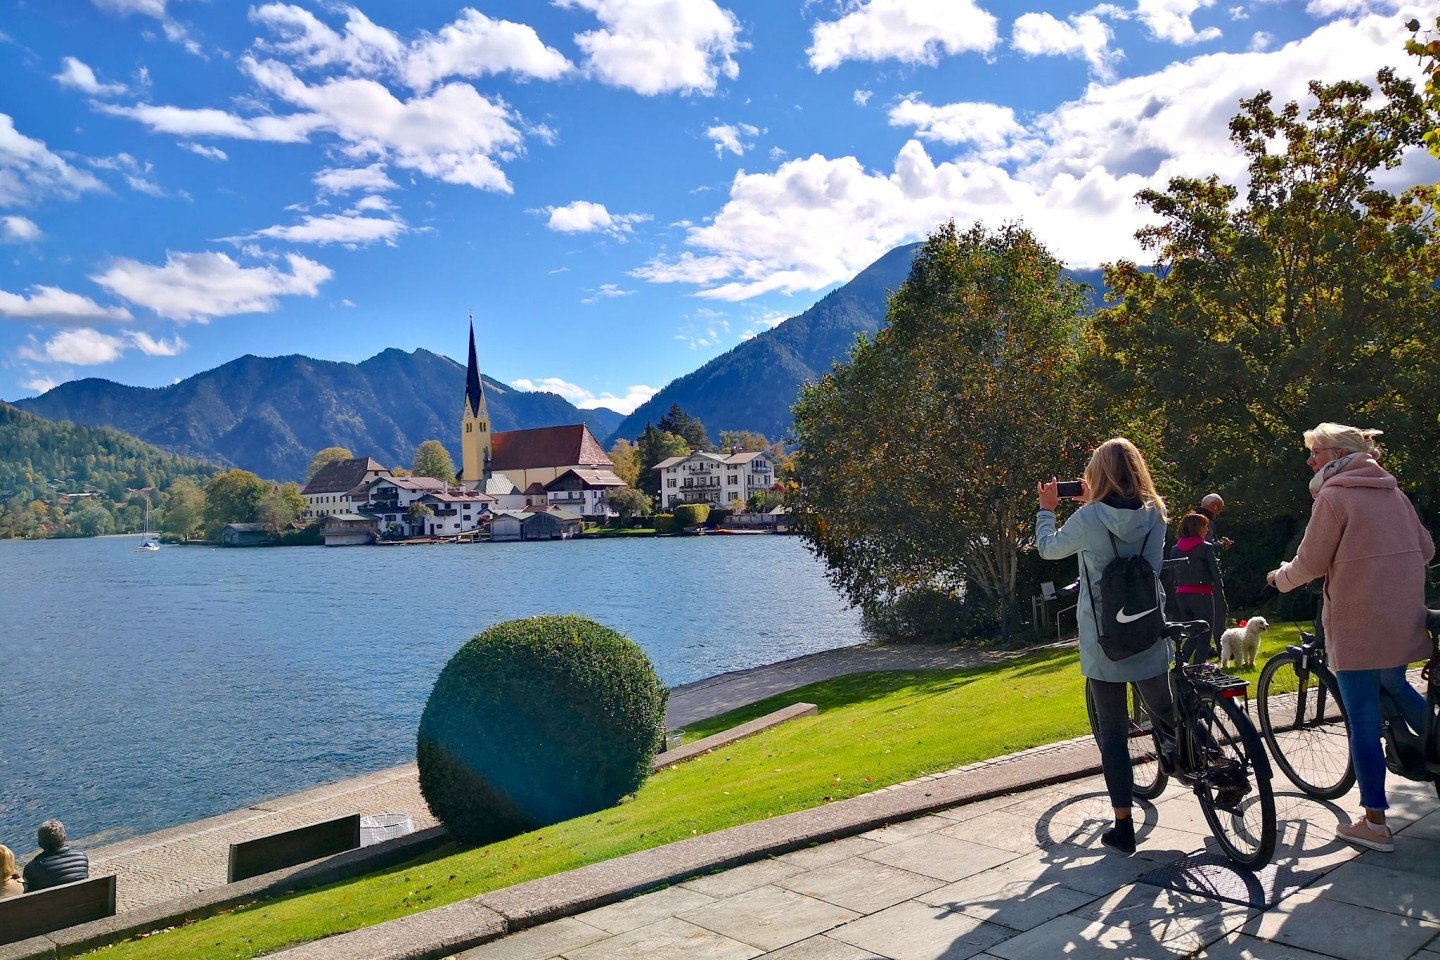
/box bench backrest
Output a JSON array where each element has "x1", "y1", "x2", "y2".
[
  {"x1": 227, "y1": 814, "x2": 361, "y2": 883},
  {"x1": 0, "y1": 874, "x2": 117, "y2": 946}
]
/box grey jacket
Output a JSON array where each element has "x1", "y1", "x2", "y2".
[
  {"x1": 1037, "y1": 500, "x2": 1170, "y2": 682},
  {"x1": 22, "y1": 845, "x2": 89, "y2": 892}
]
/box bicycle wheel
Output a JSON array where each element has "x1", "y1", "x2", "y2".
[
  {"x1": 1191, "y1": 691, "x2": 1276, "y2": 869},
  {"x1": 1256, "y1": 651, "x2": 1354, "y2": 799},
  {"x1": 1086, "y1": 681, "x2": 1168, "y2": 800}
]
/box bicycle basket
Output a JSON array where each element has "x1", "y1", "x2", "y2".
[{"x1": 1183, "y1": 662, "x2": 1250, "y2": 697}]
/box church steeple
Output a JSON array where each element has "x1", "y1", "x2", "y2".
[{"x1": 460, "y1": 315, "x2": 491, "y2": 484}]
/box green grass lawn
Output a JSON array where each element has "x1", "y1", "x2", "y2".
[
  {"x1": 94, "y1": 647, "x2": 1091, "y2": 960},
  {"x1": 89, "y1": 624, "x2": 1313, "y2": 960}
]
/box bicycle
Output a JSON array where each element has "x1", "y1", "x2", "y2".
[
  {"x1": 1085, "y1": 619, "x2": 1277, "y2": 868},
  {"x1": 1257, "y1": 609, "x2": 1440, "y2": 800}
]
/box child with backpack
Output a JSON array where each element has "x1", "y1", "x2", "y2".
[{"x1": 1037, "y1": 437, "x2": 1171, "y2": 855}]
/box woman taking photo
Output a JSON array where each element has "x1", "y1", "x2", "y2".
[
  {"x1": 1268, "y1": 422, "x2": 1434, "y2": 852},
  {"x1": 1037, "y1": 437, "x2": 1170, "y2": 855}
]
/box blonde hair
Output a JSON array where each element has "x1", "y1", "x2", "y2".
[
  {"x1": 0, "y1": 844, "x2": 16, "y2": 880},
  {"x1": 1084, "y1": 438, "x2": 1169, "y2": 523},
  {"x1": 1304, "y1": 422, "x2": 1383, "y2": 458}
]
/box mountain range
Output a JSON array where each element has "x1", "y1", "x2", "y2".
[
  {"x1": 12, "y1": 241, "x2": 1106, "y2": 481},
  {"x1": 15, "y1": 350, "x2": 623, "y2": 483}
]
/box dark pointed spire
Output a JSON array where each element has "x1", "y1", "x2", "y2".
[{"x1": 465, "y1": 313, "x2": 484, "y2": 418}]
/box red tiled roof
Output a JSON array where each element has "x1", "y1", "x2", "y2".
[{"x1": 490, "y1": 424, "x2": 612, "y2": 471}]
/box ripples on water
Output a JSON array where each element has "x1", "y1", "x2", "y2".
[{"x1": 0, "y1": 535, "x2": 865, "y2": 848}]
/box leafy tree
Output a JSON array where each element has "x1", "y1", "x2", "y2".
[
  {"x1": 607, "y1": 439, "x2": 642, "y2": 488},
  {"x1": 747, "y1": 489, "x2": 783, "y2": 513},
  {"x1": 163, "y1": 478, "x2": 206, "y2": 539},
  {"x1": 70, "y1": 498, "x2": 111, "y2": 537},
  {"x1": 412, "y1": 440, "x2": 456, "y2": 484},
  {"x1": 635, "y1": 424, "x2": 690, "y2": 496},
  {"x1": 1407, "y1": 18, "x2": 1440, "y2": 158},
  {"x1": 657, "y1": 403, "x2": 714, "y2": 453},
  {"x1": 1091, "y1": 68, "x2": 1440, "y2": 598},
  {"x1": 406, "y1": 500, "x2": 434, "y2": 532},
  {"x1": 306, "y1": 446, "x2": 354, "y2": 481},
  {"x1": 792, "y1": 221, "x2": 1095, "y2": 643},
  {"x1": 602, "y1": 486, "x2": 653, "y2": 523},
  {"x1": 718, "y1": 430, "x2": 769, "y2": 453},
  {"x1": 255, "y1": 482, "x2": 306, "y2": 534},
  {"x1": 203, "y1": 469, "x2": 267, "y2": 538}
]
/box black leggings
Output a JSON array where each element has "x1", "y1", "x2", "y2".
[{"x1": 1088, "y1": 674, "x2": 1173, "y2": 809}]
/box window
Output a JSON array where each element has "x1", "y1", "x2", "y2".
[{"x1": 668, "y1": 479, "x2": 676, "y2": 487}]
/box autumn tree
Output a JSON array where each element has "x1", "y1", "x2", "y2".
[
  {"x1": 163, "y1": 477, "x2": 206, "y2": 539},
  {"x1": 718, "y1": 430, "x2": 769, "y2": 453},
  {"x1": 306, "y1": 446, "x2": 354, "y2": 481},
  {"x1": 203, "y1": 469, "x2": 268, "y2": 538},
  {"x1": 1091, "y1": 68, "x2": 1440, "y2": 599},
  {"x1": 412, "y1": 440, "x2": 457, "y2": 484},
  {"x1": 602, "y1": 486, "x2": 653, "y2": 524},
  {"x1": 792, "y1": 221, "x2": 1096, "y2": 642},
  {"x1": 607, "y1": 438, "x2": 642, "y2": 488}
]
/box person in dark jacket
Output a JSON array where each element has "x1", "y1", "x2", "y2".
[
  {"x1": 22, "y1": 819, "x2": 89, "y2": 892},
  {"x1": 1167, "y1": 512, "x2": 1223, "y2": 660}
]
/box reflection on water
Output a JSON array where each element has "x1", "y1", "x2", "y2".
[{"x1": 0, "y1": 535, "x2": 863, "y2": 847}]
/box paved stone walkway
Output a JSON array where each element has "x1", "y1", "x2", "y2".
[{"x1": 448, "y1": 756, "x2": 1440, "y2": 960}]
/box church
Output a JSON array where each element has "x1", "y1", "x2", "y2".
[{"x1": 458, "y1": 322, "x2": 622, "y2": 514}]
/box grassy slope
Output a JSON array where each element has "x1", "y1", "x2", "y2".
[
  {"x1": 94, "y1": 623, "x2": 1312, "y2": 960},
  {"x1": 98, "y1": 648, "x2": 1089, "y2": 959}
]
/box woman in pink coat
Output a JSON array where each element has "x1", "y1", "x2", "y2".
[{"x1": 1268, "y1": 422, "x2": 1435, "y2": 852}]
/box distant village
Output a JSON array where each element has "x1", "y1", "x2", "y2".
[{"x1": 286, "y1": 325, "x2": 784, "y2": 547}]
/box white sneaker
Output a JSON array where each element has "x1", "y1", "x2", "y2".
[{"x1": 1336, "y1": 816, "x2": 1394, "y2": 852}]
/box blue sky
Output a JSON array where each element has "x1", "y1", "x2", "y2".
[{"x1": 0, "y1": 1, "x2": 1433, "y2": 413}]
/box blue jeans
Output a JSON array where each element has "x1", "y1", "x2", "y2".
[{"x1": 1334, "y1": 667, "x2": 1428, "y2": 811}]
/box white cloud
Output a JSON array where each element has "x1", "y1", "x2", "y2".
[
  {"x1": 232, "y1": 210, "x2": 408, "y2": 247},
  {"x1": 0, "y1": 285, "x2": 133, "y2": 324},
  {"x1": 91, "y1": 0, "x2": 200, "y2": 55},
  {"x1": 0, "y1": 113, "x2": 107, "y2": 207},
  {"x1": 1, "y1": 215, "x2": 41, "y2": 243},
  {"x1": 21, "y1": 374, "x2": 61, "y2": 395},
  {"x1": 180, "y1": 142, "x2": 228, "y2": 161},
  {"x1": 54, "y1": 56, "x2": 128, "y2": 96},
  {"x1": 18, "y1": 328, "x2": 128, "y2": 365},
  {"x1": 127, "y1": 330, "x2": 185, "y2": 355},
  {"x1": 510, "y1": 376, "x2": 657, "y2": 414},
  {"x1": 91, "y1": 250, "x2": 332, "y2": 322},
  {"x1": 637, "y1": 12, "x2": 1426, "y2": 299},
  {"x1": 1134, "y1": 0, "x2": 1223, "y2": 45},
  {"x1": 249, "y1": 3, "x2": 405, "y2": 75},
  {"x1": 557, "y1": 0, "x2": 742, "y2": 95},
  {"x1": 1012, "y1": 12, "x2": 1121, "y2": 78},
  {"x1": 314, "y1": 163, "x2": 397, "y2": 194},
  {"x1": 853, "y1": 89, "x2": 873, "y2": 106},
  {"x1": 15, "y1": 327, "x2": 186, "y2": 365},
  {"x1": 808, "y1": 0, "x2": 1000, "y2": 71},
  {"x1": 538, "y1": 200, "x2": 651, "y2": 238},
  {"x1": 402, "y1": 8, "x2": 573, "y2": 89},
  {"x1": 581, "y1": 282, "x2": 635, "y2": 303},
  {"x1": 1249, "y1": 30, "x2": 1273, "y2": 51},
  {"x1": 706, "y1": 122, "x2": 760, "y2": 157},
  {"x1": 887, "y1": 98, "x2": 1027, "y2": 152}
]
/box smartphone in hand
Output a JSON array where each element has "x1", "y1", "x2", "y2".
[{"x1": 1055, "y1": 480, "x2": 1083, "y2": 498}]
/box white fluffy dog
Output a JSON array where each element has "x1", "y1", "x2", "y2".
[{"x1": 1219, "y1": 616, "x2": 1269, "y2": 670}]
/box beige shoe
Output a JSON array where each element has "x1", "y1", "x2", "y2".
[{"x1": 1336, "y1": 816, "x2": 1394, "y2": 852}]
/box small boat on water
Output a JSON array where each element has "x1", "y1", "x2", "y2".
[{"x1": 136, "y1": 501, "x2": 160, "y2": 552}]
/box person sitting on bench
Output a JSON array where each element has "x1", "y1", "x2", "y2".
[
  {"x1": 1, "y1": 844, "x2": 23, "y2": 898},
  {"x1": 22, "y1": 819, "x2": 89, "y2": 892}
]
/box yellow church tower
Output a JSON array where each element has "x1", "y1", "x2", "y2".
[{"x1": 460, "y1": 317, "x2": 491, "y2": 484}]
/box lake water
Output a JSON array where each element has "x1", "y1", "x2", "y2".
[{"x1": 0, "y1": 535, "x2": 866, "y2": 849}]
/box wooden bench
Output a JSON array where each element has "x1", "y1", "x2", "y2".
[
  {"x1": 227, "y1": 814, "x2": 361, "y2": 883},
  {"x1": 0, "y1": 874, "x2": 116, "y2": 946}
]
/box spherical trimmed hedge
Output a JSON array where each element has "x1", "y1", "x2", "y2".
[
  {"x1": 416, "y1": 615, "x2": 668, "y2": 845},
  {"x1": 673, "y1": 503, "x2": 710, "y2": 527}
]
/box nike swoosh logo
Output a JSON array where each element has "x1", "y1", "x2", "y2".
[{"x1": 1115, "y1": 606, "x2": 1158, "y2": 624}]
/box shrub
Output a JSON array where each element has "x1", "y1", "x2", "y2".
[
  {"x1": 416, "y1": 615, "x2": 668, "y2": 845},
  {"x1": 673, "y1": 503, "x2": 710, "y2": 527},
  {"x1": 653, "y1": 513, "x2": 677, "y2": 534},
  {"x1": 707, "y1": 507, "x2": 732, "y2": 528}
]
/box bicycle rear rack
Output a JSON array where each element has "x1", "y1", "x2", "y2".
[{"x1": 1183, "y1": 662, "x2": 1251, "y2": 698}]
